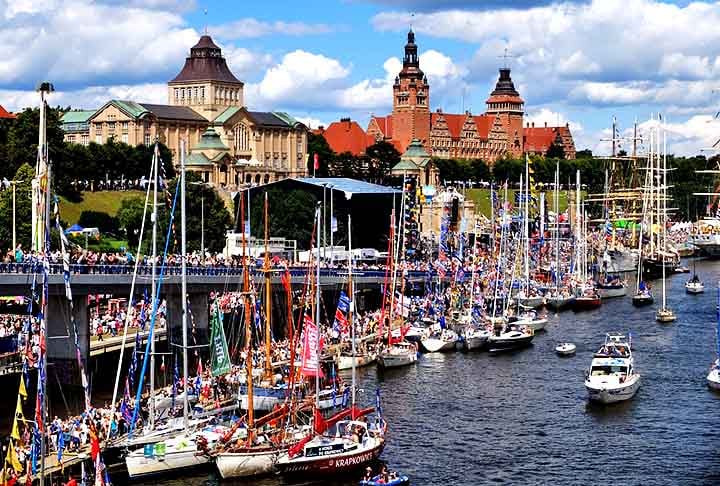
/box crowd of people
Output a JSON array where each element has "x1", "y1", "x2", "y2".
[{"x1": 90, "y1": 299, "x2": 167, "y2": 341}]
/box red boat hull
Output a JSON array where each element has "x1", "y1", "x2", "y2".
[
  {"x1": 278, "y1": 442, "x2": 384, "y2": 475},
  {"x1": 573, "y1": 297, "x2": 601, "y2": 311}
]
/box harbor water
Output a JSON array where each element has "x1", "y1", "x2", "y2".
[{"x1": 133, "y1": 260, "x2": 720, "y2": 485}]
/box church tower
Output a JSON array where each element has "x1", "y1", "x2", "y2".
[
  {"x1": 392, "y1": 30, "x2": 430, "y2": 152},
  {"x1": 486, "y1": 67, "x2": 524, "y2": 157},
  {"x1": 168, "y1": 35, "x2": 244, "y2": 120}
]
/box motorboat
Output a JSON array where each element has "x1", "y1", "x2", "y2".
[
  {"x1": 420, "y1": 328, "x2": 458, "y2": 353},
  {"x1": 360, "y1": 471, "x2": 410, "y2": 486},
  {"x1": 404, "y1": 318, "x2": 433, "y2": 343},
  {"x1": 514, "y1": 293, "x2": 545, "y2": 309},
  {"x1": 487, "y1": 323, "x2": 534, "y2": 353},
  {"x1": 584, "y1": 332, "x2": 640, "y2": 404},
  {"x1": 656, "y1": 308, "x2": 677, "y2": 323},
  {"x1": 555, "y1": 342, "x2": 576, "y2": 356},
  {"x1": 378, "y1": 342, "x2": 418, "y2": 368},
  {"x1": 276, "y1": 419, "x2": 385, "y2": 476}
]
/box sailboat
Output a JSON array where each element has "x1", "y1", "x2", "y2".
[
  {"x1": 633, "y1": 143, "x2": 655, "y2": 307},
  {"x1": 125, "y1": 142, "x2": 235, "y2": 478},
  {"x1": 547, "y1": 162, "x2": 575, "y2": 311},
  {"x1": 572, "y1": 171, "x2": 602, "y2": 311},
  {"x1": 276, "y1": 205, "x2": 386, "y2": 476},
  {"x1": 685, "y1": 258, "x2": 704, "y2": 294},
  {"x1": 707, "y1": 285, "x2": 720, "y2": 390},
  {"x1": 656, "y1": 126, "x2": 676, "y2": 323}
]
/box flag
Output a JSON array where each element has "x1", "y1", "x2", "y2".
[
  {"x1": 11, "y1": 396, "x2": 23, "y2": 441},
  {"x1": 313, "y1": 153, "x2": 319, "y2": 171},
  {"x1": 332, "y1": 292, "x2": 351, "y2": 334},
  {"x1": 331, "y1": 365, "x2": 337, "y2": 408},
  {"x1": 210, "y1": 306, "x2": 231, "y2": 377},
  {"x1": 331, "y1": 216, "x2": 338, "y2": 234},
  {"x1": 18, "y1": 376, "x2": 26, "y2": 400},
  {"x1": 57, "y1": 428, "x2": 65, "y2": 462},
  {"x1": 300, "y1": 315, "x2": 323, "y2": 377},
  {"x1": 5, "y1": 440, "x2": 22, "y2": 472},
  {"x1": 375, "y1": 388, "x2": 382, "y2": 419},
  {"x1": 341, "y1": 386, "x2": 350, "y2": 408}
]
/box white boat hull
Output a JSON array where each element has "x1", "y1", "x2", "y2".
[
  {"x1": 517, "y1": 296, "x2": 544, "y2": 309},
  {"x1": 586, "y1": 375, "x2": 640, "y2": 404},
  {"x1": 597, "y1": 285, "x2": 627, "y2": 299},
  {"x1": 337, "y1": 353, "x2": 377, "y2": 370},
  {"x1": 686, "y1": 282, "x2": 704, "y2": 294},
  {"x1": 707, "y1": 368, "x2": 720, "y2": 390},
  {"x1": 420, "y1": 337, "x2": 455, "y2": 353},
  {"x1": 516, "y1": 318, "x2": 547, "y2": 332},
  {"x1": 378, "y1": 349, "x2": 417, "y2": 368},
  {"x1": 215, "y1": 449, "x2": 279, "y2": 479},
  {"x1": 126, "y1": 447, "x2": 209, "y2": 478},
  {"x1": 240, "y1": 394, "x2": 283, "y2": 412}
]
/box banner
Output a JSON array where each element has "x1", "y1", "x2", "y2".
[
  {"x1": 301, "y1": 315, "x2": 322, "y2": 377},
  {"x1": 332, "y1": 291, "x2": 351, "y2": 334},
  {"x1": 210, "y1": 306, "x2": 231, "y2": 377}
]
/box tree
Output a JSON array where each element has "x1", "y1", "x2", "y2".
[
  {"x1": 4, "y1": 107, "x2": 65, "y2": 179},
  {"x1": 365, "y1": 141, "x2": 400, "y2": 184},
  {"x1": 249, "y1": 188, "x2": 318, "y2": 248},
  {"x1": 546, "y1": 141, "x2": 565, "y2": 159},
  {"x1": 0, "y1": 164, "x2": 35, "y2": 251},
  {"x1": 307, "y1": 132, "x2": 334, "y2": 177},
  {"x1": 492, "y1": 157, "x2": 524, "y2": 183},
  {"x1": 78, "y1": 210, "x2": 119, "y2": 235},
  {"x1": 116, "y1": 197, "x2": 147, "y2": 249}
]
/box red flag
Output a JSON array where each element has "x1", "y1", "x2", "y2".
[
  {"x1": 288, "y1": 435, "x2": 312, "y2": 458},
  {"x1": 301, "y1": 315, "x2": 323, "y2": 378},
  {"x1": 90, "y1": 434, "x2": 100, "y2": 462},
  {"x1": 313, "y1": 153, "x2": 319, "y2": 170},
  {"x1": 313, "y1": 408, "x2": 327, "y2": 434}
]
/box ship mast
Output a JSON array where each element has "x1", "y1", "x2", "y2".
[
  {"x1": 263, "y1": 193, "x2": 273, "y2": 383},
  {"x1": 242, "y1": 192, "x2": 254, "y2": 442}
]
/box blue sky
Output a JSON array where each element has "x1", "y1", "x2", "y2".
[{"x1": 1, "y1": 0, "x2": 720, "y2": 155}]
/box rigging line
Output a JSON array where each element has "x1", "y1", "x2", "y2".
[{"x1": 129, "y1": 171, "x2": 181, "y2": 438}]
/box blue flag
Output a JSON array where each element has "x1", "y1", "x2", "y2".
[
  {"x1": 341, "y1": 387, "x2": 350, "y2": 408},
  {"x1": 57, "y1": 429, "x2": 65, "y2": 462}
]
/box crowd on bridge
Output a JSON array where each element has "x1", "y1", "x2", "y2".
[{"x1": 91, "y1": 299, "x2": 167, "y2": 341}]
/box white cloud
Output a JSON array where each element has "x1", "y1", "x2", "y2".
[
  {"x1": 525, "y1": 108, "x2": 582, "y2": 132},
  {"x1": 294, "y1": 116, "x2": 329, "y2": 130},
  {"x1": 210, "y1": 18, "x2": 336, "y2": 40},
  {"x1": 0, "y1": 83, "x2": 167, "y2": 112}
]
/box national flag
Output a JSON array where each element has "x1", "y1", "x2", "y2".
[
  {"x1": 341, "y1": 386, "x2": 350, "y2": 408},
  {"x1": 332, "y1": 292, "x2": 351, "y2": 334},
  {"x1": 313, "y1": 153, "x2": 319, "y2": 171}
]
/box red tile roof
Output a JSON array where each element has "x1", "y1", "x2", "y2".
[
  {"x1": 473, "y1": 115, "x2": 491, "y2": 139},
  {"x1": 524, "y1": 126, "x2": 559, "y2": 153},
  {"x1": 430, "y1": 112, "x2": 467, "y2": 139},
  {"x1": 320, "y1": 119, "x2": 371, "y2": 156},
  {"x1": 370, "y1": 115, "x2": 393, "y2": 138},
  {"x1": 0, "y1": 104, "x2": 15, "y2": 119}
]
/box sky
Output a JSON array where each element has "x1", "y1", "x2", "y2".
[{"x1": 2, "y1": 0, "x2": 720, "y2": 155}]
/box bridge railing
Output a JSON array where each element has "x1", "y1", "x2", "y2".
[{"x1": 0, "y1": 263, "x2": 432, "y2": 280}]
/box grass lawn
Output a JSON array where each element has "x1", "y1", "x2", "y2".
[
  {"x1": 465, "y1": 188, "x2": 584, "y2": 217},
  {"x1": 59, "y1": 190, "x2": 145, "y2": 225}
]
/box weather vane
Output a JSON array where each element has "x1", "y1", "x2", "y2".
[{"x1": 498, "y1": 47, "x2": 516, "y2": 69}]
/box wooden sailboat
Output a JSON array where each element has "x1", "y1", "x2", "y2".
[
  {"x1": 685, "y1": 257, "x2": 704, "y2": 294},
  {"x1": 633, "y1": 138, "x2": 656, "y2": 307},
  {"x1": 547, "y1": 161, "x2": 575, "y2": 311},
  {"x1": 573, "y1": 171, "x2": 602, "y2": 311}
]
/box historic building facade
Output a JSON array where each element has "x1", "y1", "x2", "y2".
[
  {"x1": 365, "y1": 31, "x2": 576, "y2": 163},
  {"x1": 61, "y1": 34, "x2": 308, "y2": 187}
]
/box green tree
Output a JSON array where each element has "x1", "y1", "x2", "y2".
[
  {"x1": 5, "y1": 107, "x2": 65, "y2": 178},
  {"x1": 546, "y1": 141, "x2": 565, "y2": 159},
  {"x1": 307, "y1": 132, "x2": 334, "y2": 177},
  {"x1": 0, "y1": 164, "x2": 35, "y2": 251},
  {"x1": 492, "y1": 157, "x2": 524, "y2": 183},
  {"x1": 116, "y1": 197, "x2": 147, "y2": 249},
  {"x1": 249, "y1": 188, "x2": 318, "y2": 248},
  {"x1": 365, "y1": 141, "x2": 400, "y2": 184}
]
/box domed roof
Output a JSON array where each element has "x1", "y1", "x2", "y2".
[{"x1": 170, "y1": 35, "x2": 243, "y2": 85}]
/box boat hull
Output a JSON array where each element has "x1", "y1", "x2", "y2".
[
  {"x1": 573, "y1": 297, "x2": 601, "y2": 311},
  {"x1": 487, "y1": 334, "x2": 534, "y2": 352},
  {"x1": 378, "y1": 350, "x2": 417, "y2": 368},
  {"x1": 631, "y1": 295, "x2": 654, "y2": 307},
  {"x1": 596, "y1": 285, "x2": 627, "y2": 299},
  {"x1": 278, "y1": 441, "x2": 384, "y2": 475},
  {"x1": 686, "y1": 283, "x2": 704, "y2": 294},
  {"x1": 585, "y1": 376, "x2": 640, "y2": 404},
  {"x1": 707, "y1": 369, "x2": 720, "y2": 390},
  {"x1": 337, "y1": 354, "x2": 377, "y2": 371},
  {"x1": 215, "y1": 448, "x2": 280, "y2": 479},
  {"x1": 126, "y1": 448, "x2": 210, "y2": 479},
  {"x1": 546, "y1": 297, "x2": 575, "y2": 311}
]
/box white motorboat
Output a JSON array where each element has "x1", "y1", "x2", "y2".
[
  {"x1": 420, "y1": 328, "x2": 458, "y2": 353},
  {"x1": 378, "y1": 342, "x2": 418, "y2": 368},
  {"x1": 555, "y1": 342, "x2": 576, "y2": 356},
  {"x1": 707, "y1": 361, "x2": 720, "y2": 391},
  {"x1": 584, "y1": 332, "x2": 640, "y2": 404},
  {"x1": 515, "y1": 294, "x2": 545, "y2": 309},
  {"x1": 404, "y1": 318, "x2": 434, "y2": 343},
  {"x1": 126, "y1": 425, "x2": 232, "y2": 478}
]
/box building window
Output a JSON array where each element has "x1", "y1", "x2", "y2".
[
  {"x1": 67, "y1": 135, "x2": 75, "y2": 143},
  {"x1": 144, "y1": 133, "x2": 151, "y2": 146},
  {"x1": 122, "y1": 133, "x2": 128, "y2": 144},
  {"x1": 96, "y1": 135, "x2": 102, "y2": 144},
  {"x1": 200, "y1": 87, "x2": 205, "y2": 101},
  {"x1": 81, "y1": 135, "x2": 89, "y2": 146},
  {"x1": 108, "y1": 122, "x2": 115, "y2": 133},
  {"x1": 181, "y1": 88, "x2": 185, "y2": 100},
  {"x1": 122, "y1": 122, "x2": 128, "y2": 131}
]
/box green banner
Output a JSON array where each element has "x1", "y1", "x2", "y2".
[{"x1": 210, "y1": 305, "x2": 231, "y2": 377}]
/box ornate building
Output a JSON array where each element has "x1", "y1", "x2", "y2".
[
  {"x1": 61, "y1": 34, "x2": 308, "y2": 187},
  {"x1": 366, "y1": 31, "x2": 575, "y2": 163}
]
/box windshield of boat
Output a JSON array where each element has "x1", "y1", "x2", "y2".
[{"x1": 590, "y1": 365, "x2": 628, "y2": 376}]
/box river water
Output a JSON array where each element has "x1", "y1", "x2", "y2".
[{"x1": 133, "y1": 259, "x2": 720, "y2": 486}]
